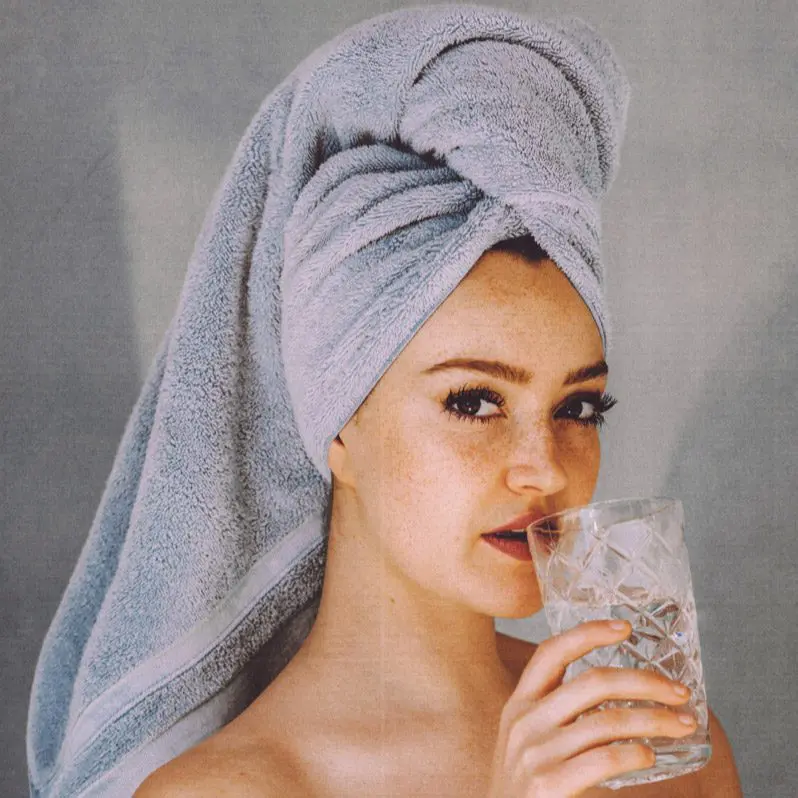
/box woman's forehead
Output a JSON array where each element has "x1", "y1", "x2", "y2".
[
  {"x1": 410, "y1": 254, "x2": 599, "y2": 346},
  {"x1": 437, "y1": 253, "x2": 575, "y2": 313},
  {"x1": 393, "y1": 294, "x2": 603, "y2": 386}
]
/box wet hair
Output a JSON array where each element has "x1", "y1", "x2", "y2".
[{"x1": 489, "y1": 234, "x2": 549, "y2": 262}]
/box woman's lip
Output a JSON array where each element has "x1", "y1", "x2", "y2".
[
  {"x1": 482, "y1": 534, "x2": 533, "y2": 561},
  {"x1": 485, "y1": 510, "x2": 548, "y2": 534}
]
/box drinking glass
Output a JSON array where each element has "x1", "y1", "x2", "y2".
[{"x1": 526, "y1": 497, "x2": 712, "y2": 789}]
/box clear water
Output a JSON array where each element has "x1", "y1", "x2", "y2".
[{"x1": 544, "y1": 593, "x2": 712, "y2": 789}]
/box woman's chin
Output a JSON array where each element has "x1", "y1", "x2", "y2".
[
  {"x1": 493, "y1": 603, "x2": 543, "y2": 620},
  {"x1": 484, "y1": 588, "x2": 543, "y2": 620}
]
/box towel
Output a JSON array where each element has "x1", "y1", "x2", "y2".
[{"x1": 26, "y1": 5, "x2": 629, "y2": 796}]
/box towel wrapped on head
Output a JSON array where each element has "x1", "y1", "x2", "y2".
[{"x1": 27, "y1": 5, "x2": 629, "y2": 796}]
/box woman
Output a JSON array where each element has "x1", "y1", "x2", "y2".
[
  {"x1": 28, "y1": 6, "x2": 742, "y2": 797},
  {"x1": 137, "y1": 245, "x2": 742, "y2": 796}
]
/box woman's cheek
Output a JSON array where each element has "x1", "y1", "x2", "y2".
[
  {"x1": 561, "y1": 427, "x2": 601, "y2": 496},
  {"x1": 368, "y1": 419, "x2": 445, "y2": 506}
]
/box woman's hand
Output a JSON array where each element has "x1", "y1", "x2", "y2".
[{"x1": 487, "y1": 620, "x2": 696, "y2": 797}]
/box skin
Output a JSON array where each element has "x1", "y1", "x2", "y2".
[{"x1": 136, "y1": 251, "x2": 742, "y2": 796}]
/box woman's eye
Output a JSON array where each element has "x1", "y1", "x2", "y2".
[
  {"x1": 564, "y1": 398, "x2": 595, "y2": 420},
  {"x1": 443, "y1": 385, "x2": 505, "y2": 424},
  {"x1": 558, "y1": 392, "x2": 617, "y2": 428},
  {"x1": 442, "y1": 387, "x2": 617, "y2": 429}
]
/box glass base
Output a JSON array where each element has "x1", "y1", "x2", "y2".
[{"x1": 599, "y1": 743, "x2": 712, "y2": 790}]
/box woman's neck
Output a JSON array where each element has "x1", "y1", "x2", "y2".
[{"x1": 291, "y1": 518, "x2": 517, "y2": 720}]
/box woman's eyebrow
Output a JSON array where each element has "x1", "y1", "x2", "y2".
[
  {"x1": 421, "y1": 358, "x2": 608, "y2": 385},
  {"x1": 563, "y1": 359, "x2": 609, "y2": 385}
]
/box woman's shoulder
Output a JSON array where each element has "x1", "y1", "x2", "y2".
[
  {"x1": 135, "y1": 632, "x2": 539, "y2": 797},
  {"x1": 133, "y1": 730, "x2": 303, "y2": 797},
  {"x1": 134, "y1": 662, "x2": 321, "y2": 797}
]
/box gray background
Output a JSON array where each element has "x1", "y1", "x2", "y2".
[{"x1": 2, "y1": 0, "x2": 795, "y2": 795}]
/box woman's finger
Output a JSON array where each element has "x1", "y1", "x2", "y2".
[
  {"x1": 520, "y1": 705, "x2": 696, "y2": 772},
  {"x1": 524, "y1": 665, "x2": 691, "y2": 729},
  {"x1": 529, "y1": 742, "x2": 657, "y2": 797},
  {"x1": 513, "y1": 620, "x2": 632, "y2": 701}
]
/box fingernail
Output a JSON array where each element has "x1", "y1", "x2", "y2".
[
  {"x1": 609, "y1": 621, "x2": 628, "y2": 630},
  {"x1": 678, "y1": 712, "x2": 695, "y2": 726},
  {"x1": 673, "y1": 684, "x2": 689, "y2": 696}
]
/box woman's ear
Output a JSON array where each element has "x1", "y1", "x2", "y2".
[{"x1": 327, "y1": 431, "x2": 357, "y2": 488}]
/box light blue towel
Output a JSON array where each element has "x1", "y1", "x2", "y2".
[{"x1": 26, "y1": 5, "x2": 629, "y2": 795}]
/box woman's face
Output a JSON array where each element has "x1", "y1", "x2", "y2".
[{"x1": 328, "y1": 250, "x2": 613, "y2": 617}]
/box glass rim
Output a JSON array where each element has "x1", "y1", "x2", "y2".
[{"x1": 525, "y1": 495, "x2": 680, "y2": 532}]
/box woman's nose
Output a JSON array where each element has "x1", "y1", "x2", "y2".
[{"x1": 504, "y1": 424, "x2": 568, "y2": 496}]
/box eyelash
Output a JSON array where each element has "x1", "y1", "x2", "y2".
[{"x1": 442, "y1": 383, "x2": 618, "y2": 429}]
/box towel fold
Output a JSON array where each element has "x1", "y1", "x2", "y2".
[{"x1": 27, "y1": 5, "x2": 629, "y2": 795}]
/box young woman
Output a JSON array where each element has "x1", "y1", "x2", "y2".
[
  {"x1": 136, "y1": 243, "x2": 742, "y2": 796},
  {"x1": 28, "y1": 7, "x2": 743, "y2": 797}
]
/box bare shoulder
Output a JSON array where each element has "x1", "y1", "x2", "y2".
[
  {"x1": 659, "y1": 708, "x2": 743, "y2": 797},
  {"x1": 133, "y1": 733, "x2": 304, "y2": 798}
]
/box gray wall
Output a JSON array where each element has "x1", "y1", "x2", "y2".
[{"x1": 2, "y1": 0, "x2": 795, "y2": 795}]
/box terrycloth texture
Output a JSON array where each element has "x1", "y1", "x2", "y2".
[{"x1": 27, "y1": 5, "x2": 629, "y2": 796}]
